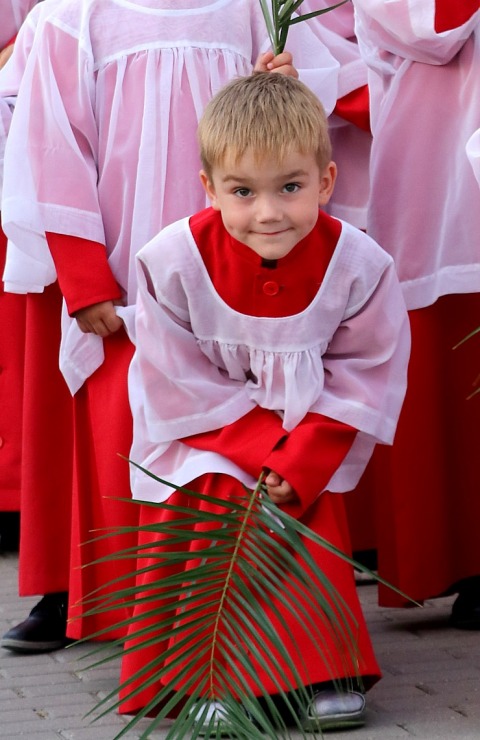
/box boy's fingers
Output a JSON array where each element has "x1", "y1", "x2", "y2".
[
  {"x1": 270, "y1": 51, "x2": 292, "y2": 66},
  {"x1": 268, "y1": 64, "x2": 298, "y2": 78},
  {"x1": 103, "y1": 312, "x2": 124, "y2": 334},
  {"x1": 253, "y1": 51, "x2": 272, "y2": 72}
]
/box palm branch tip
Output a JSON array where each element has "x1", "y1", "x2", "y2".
[{"x1": 259, "y1": 0, "x2": 350, "y2": 54}]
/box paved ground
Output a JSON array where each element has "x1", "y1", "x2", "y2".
[{"x1": 1, "y1": 550, "x2": 480, "y2": 739}]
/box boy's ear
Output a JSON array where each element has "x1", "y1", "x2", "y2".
[
  {"x1": 318, "y1": 161, "x2": 337, "y2": 207},
  {"x1": 199, "y1": 170, "x2": 220, "y2": 210}
]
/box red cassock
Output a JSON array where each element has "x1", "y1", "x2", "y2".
[
  {"x1": 66, "y1": 328, "x2": 139, "y2": 639},
  {"x1": 9, "y1": 221, "x2": 137, "y2": 633},
  {"x1": 46, "y1": 231, "x2": 139, "y2": 639},
  {"x1": 17, "y1": 281, "x2": 74, "y2": 595},
  {"x1": 0, "y1": 227, "x2": 24, "y2": 512},
  {"x1": 119, "y1": 211, "x2": 381, "y2": 715},
  {"x1": 364, "y1": 294, "x2": 480, "y2": 607},
  {"x1": 348, "y1": 0, "x2": 480, "y2": 605},
  {"x1": 0, "y1": 33, "x2": 25, "y2": 514},
  {"x1": 0, "y1": 26, "x2": 73, "y2": 592}
]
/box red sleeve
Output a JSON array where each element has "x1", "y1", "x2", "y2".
[
  {"x1": 333, "y1": 85, "x2": 370, "y2": 133},
  {"x1": 434, "y1": 1, "x2": 480, "y2": 33},
  {"x1": 46, "y1": 232, "x2": 122, "y2": 316},
  {"x1": 183, "y1": 406, "x2": 288, "y2": 479},
  {"x1": 263, "y1": 412, "x2": 357, "y2": 519},
  {"x1": 3, "y1": 35, "x2": 17, "y2": 49},
  {"x1": 185, "y1": 408, "x2": 357, "y2": 520}
]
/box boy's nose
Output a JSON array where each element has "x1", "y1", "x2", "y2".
[{"x1": 255, "y1": 196, "x2": 282, "y2": 222}]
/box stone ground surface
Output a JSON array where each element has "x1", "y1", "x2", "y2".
[{"x1": 1, "y1": 550, "x2": 480, "y2": 739}]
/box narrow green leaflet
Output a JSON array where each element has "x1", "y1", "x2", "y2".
[{"x1": 259, "y1": 0, "x2": 350, "y2": 55}]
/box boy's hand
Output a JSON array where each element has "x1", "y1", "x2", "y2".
[
  {"x1": 73, "y1": 300, "x2": 123, "y2": 337},
  {"x1": 0, "y1": 43, "x2": 14, "y2": 70},
  {"x1": 254, "y1": 50, "x2": 298, "y2": 78},
  {"x1": 264, "y1": 470, "x2": 299, "y2": 505}
]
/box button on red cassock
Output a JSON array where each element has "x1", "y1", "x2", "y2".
[{"x1": 262, "y1": 280, "x2": 280, "y2": 296}]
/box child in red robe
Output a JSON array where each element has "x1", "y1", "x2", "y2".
[
  {"x1": 1, "y1": 0, "x2": 340, "y2": 651},
  {"x1": 119, "y1": 72, "x2": 410, "y2": 733},
  {"x1": 352, "y1": 0, "x2": 480, "y2": 627},
  {"x1": 0, "y1": 2, "x2": 38, "y2": 544}
]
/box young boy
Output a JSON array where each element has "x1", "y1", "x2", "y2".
[{"x1": 120, "y1": 72, "x2": 411, "y2": 733}]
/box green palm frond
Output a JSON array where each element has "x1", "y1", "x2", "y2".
[
  {"x1": 452, "y1": 326, "x2": 480, "y2": 398},
  {"x1": 75, "y1": 461, "x2": 417, "y2": 740},
  {"x1": 259, "y1": 0, "x2": 350, "y2": 55}
]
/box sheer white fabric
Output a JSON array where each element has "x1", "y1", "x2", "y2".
[
  {"x1": 0, "y1": 0, "x2": 37, "y2": 48},
  {"x1": 0, "y1": 0, "x2": 41, "y2": 197},
  {"x1": 466, "y1": 128, "x2": 480, "y2": 186},
  {"x1": 304, "y1": 0, "x2": 371, "y2": 229},
  {"x1": 353, "y1": 0, "x2": 480, "y2": 308},
  {"x1": 1, "y1": 0, "x2": 340, "y2": 394},
  {"x1": 129, "y1": 217, "x2": 410, "y2": 502},
  {"x1": 0, "y1": 0, "x2": 65, "y2": 284}
]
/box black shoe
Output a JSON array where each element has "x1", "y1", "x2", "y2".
[
  {"x1": 450, "y1": 578, "x2": 480, "y2": 630},
  {"x1": 0, "y1": 512, "x2": 20, "y2": 552},
  {"x1": 1, "y1": 592, "x2": 70, "y2": 652}
]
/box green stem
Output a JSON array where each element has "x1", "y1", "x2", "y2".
[
  {"x1": 207, "y1": 472, "x2": 266, "y2": 699},
  {"x1": 272, "y1": 0, "x2": 280, "y2": 56}
]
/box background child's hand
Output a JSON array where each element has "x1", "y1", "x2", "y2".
[
  {"x1": 264, "y1": 470, "x2": 299, "y2": 505},
  {"x1": 0, "y1": 44, "x2": 14, "y2": 71},
  {"x1": 254, "y1": 50, "x2": 298, "y2": 78},
  {"x1": 73, "y1": 300, "x2": 124, "y2": 336}
]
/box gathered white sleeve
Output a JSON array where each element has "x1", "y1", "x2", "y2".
[
  {"x1": 1, "y1": 2, "x2": 57, "y2": 291},
  {"x1": 313, "y1": 254, "x2": 410, "y2": 492},
  {"x1": 2, "y1": 18, "x2": 105, "y2": 280},
  {"x1": 353, "y1": 0, "x2": 480, "y2": 64},
  {"x1": 315, "y1": 259, "x2": 410, "y2": 446},
  {"x1": 131, "y1": 257, "x2": 256, "y2": 445}
]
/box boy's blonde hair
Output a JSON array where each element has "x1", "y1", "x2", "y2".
[{"x1": 198, "y1": 72, "x2": 332, "y2": 177}]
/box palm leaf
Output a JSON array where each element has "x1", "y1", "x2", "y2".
[
  {"x1": 259, "y1": 0, "x2": 350, "y2": 55},
  {"x1": 452, "y1": 326, "x2": 480, "y2": 398},
  {"x1": 73, "y1": 460, "x2": 418, "y2": 740}
]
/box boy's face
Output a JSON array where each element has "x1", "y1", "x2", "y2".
[{"x1": 200, "y1": 149, "x2": 336, "y2": 260}]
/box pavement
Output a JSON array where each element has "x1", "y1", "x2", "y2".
[{"x1": 1, "y1": 550, "x2": 480, "y2": 740}]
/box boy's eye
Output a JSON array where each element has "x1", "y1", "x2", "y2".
[
  {"x1": 283, "y1": 182, "x2": 300, "y2": 193},
  {"x1": 233, "y1": 187, "x2": 252, "y2": 198}
]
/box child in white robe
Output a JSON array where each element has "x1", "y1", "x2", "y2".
[
  {"x1": 352, "y1": 0, "x2": 480, "y2": 626},
  {"x1": 0, "y1": 0, "x2": 341, "y2": 649},
  {"x1": 121, "y1": 72, "x2": 410, "y2": 734}
]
